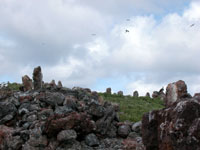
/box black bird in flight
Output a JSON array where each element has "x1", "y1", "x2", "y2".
[
  {"x1": 125, "y1": 29, "x2": 129, "y2": 33},
  {"x1": 91, "y1": 34, "x2": 96, "y2": 36},
  {"x1": 190, "y1": 24, "x2": 195, "y2": 27},
  {"x1": 126, "y1": 19, "x2": 130, "y2": 21}
]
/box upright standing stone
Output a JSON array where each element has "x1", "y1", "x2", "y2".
[
  {"x1": 145, "y1": 92, "x2": 150, "y2": 98},
  {"x1": 22, "y1": 75, "x2": 33, "y2": 91},
  {"x1": 117, "y1": 91, "x2": 123, "y2": 96},
  {"x1": 50, "y1": 80, "x2": 56, "y2": 88},
  {"x1": 57, "y1": 81, "x2": 63, "y2": 89},
  {"x1": 106, "y1": 88, "x2": 111, "y2": 95},
  {"x1": 165, "y1": 80, "x2": 188, "y2": 107},
  {"x1": 33, "y1": 66, "x2": 43, "y2": 90},
  {"x1": 133, "y1": 91, "x2": 139, "y2": 97}
]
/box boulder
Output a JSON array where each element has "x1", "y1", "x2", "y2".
[
  {"x1": 133, "y1": 91, "x2": 139, "y2": 97},
  {"x1": 117, "y1": 91, "x2": 123, "y2": 96},
  {"x1": 142, "y1": 98, "x2": 200, "y2": 150},
  {"x1": 106, "y1": 88, "x2": 111, "y2": 95},
  {"x1": 165, "y1": 80, "x2": 189, "y2": 107},
  {"x1": 57, "y1": 81, "x2": 63, "y2": 89},
  {"x1": 85, "y1": 133, "x2": 99, "y2": 147},
  {"x1": 33, "y1": 66, "x2": 43, "y2": 90},
  {"x1": 145, "y1": 92, "x2": 150, "y2": 98},
  {"x1": 117, "y1": 124, "x2": 131, "y2": 138},
  {"x1": 22, "y1": 75, "x2": 33, "y2": 91},
  {"x1": 57, "y1": 129, "x2": 77, "y2": 142}
]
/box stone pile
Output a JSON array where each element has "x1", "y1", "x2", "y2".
[
  {"x1": 142, "y1": 80, "x2": 200, "y2": 150},
  {"x1": 0, "y1": 67, "x2": 144, "y2": 150}
]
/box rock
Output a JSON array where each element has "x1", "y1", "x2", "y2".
[
  {"x1": 145, "y1": 92, "x2": 150, "y2": 98},
  {"x1": 50, "y1": 80, "x2": 56, "y2": 88},
  {"x1": 106, "y1": 88, "x2": 111, "y2": 95},
  {"x1": 85, "y1": 133, "x2": 99, "y2": 147},
  {"x1": 152, "y1": 91, "x2": 159, "y2": 98},
  {"x1": 133, "y1": 91, "x2": 139, "y2": 97},
  {"x1": 193, "y1": 93, "x2": 200, "y2": 100},
  {"x1": 0, "y1": 102, "x2": 17, "y2": 125},
  {"x1": 57, "y1": 81, "x2": 62, "y2": 89},
  {"x1": 142, "y1": 98, "x2": 200, "y2": 150},
  {"x1": 165, "y1": 80, "x2": 189, "y2": 106},
  {"x1": 117, "y1": 124, "x2": 131, "y2": 138},
  {"x1": 117, "y1": 91, "x2": 123, "y2": 96},
  {"x1": 57, "y1": 129, "x2": 77, "y2": 142},
  {"x1": 22, "y1": 75, "x2": 33, "y2": 91},
  {"x1": 132, "y1": 121, "x2": 141, "y2": 134},
  {"x1": 33, "y1": 66, "x2": 43, "y2": 90}
]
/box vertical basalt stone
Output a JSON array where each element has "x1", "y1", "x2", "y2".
[
  {"x1": 133, "y1": 91, "x2": 139, "y2": 97},
  {"x1": 33, "y1": 66, "x2": 43, "y2": 90},
  {"x1": 106, "y1": 88, "x2": 112, "y2": 95},
  {"x1": 22, "y1": 75, "x2": 33, "y2": 91},
  {"x1": 118, "y1": 91, "x2": 123, "y2": 96},
  {"x1": 57, "y1": 81, "x2": 63, "y2": 89}
]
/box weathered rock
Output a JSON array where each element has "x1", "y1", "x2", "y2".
[
  {"x1": 193, "y1": 93, "x2": 200, "y2": 100},
  {"x1": 57, "y1": 81, "x2": 62, "y2": 89},
  {"x1": 85, "y1": 133, "x2": 99, "y2": 147},
  {"x1": 57, "y1": 129, "x2": 77, "y2": 142},
  {"x1": 33, "y1": 66, "x2": 43, "y2": 90},
  {"x1": 117, "y1": 124, "x2": 131, "y2": 138},
  {"x1": 106, "y1": 88, "x2": 111, "y2": 95},
  {"x1": 165, "y1": 80, "x2": 189, "y2": 106},
  {"x1": 132, "y1": 121, "x2": 141, "y2": 134},
  {"x1": 117, "y1": 91, "x2": 123, "y2": 96},
  {"x1": 133, "y1": 91, "x2": 139, "y2": 97},
  {"x1": 50, "y1": 80, "x2": 56, "y2": 88},
  {"x1": 22, "y1": 75, "x2": 33, "y2": 91},
  {"x1": 145, "y1": 92, "x2": 150, "y2": 98},
  {"x1": 142, "y1": 98, "x2": 200, "y2": 150}
]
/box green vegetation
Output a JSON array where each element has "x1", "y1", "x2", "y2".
[
  {"x1": 99, "y1": 93, "x2": 164, "y2": 122},
  {"x1": 0, "y1": 82, "x2": 21, "y2": 91}
]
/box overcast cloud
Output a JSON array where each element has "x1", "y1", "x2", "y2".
[{"x1": 0, "y1": 0, "x2": 200, "y2": 95}]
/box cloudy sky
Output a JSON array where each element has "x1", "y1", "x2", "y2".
[{"x1": 0, "y1": 0, "x2": 200, "y2": 95}]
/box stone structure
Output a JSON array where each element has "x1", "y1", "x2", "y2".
[
  {"x1": 33, "y1": 66, "x2": 43, "y2": 90},
  {"x1": 133, "y1": 91, "x2": 139, "y2": 97},
  {"x1": 106, "y1": 87, "x2": 112, "y2": 95},
  {"x1": 22, "y1": 75, "x2": 33, "y2": 91},
  {"x1": 118, "y1": 91, "x2": 123, "y2": 96},
  {"x1": 165, "y1": 80, "x2": 189, "y2": 107}
]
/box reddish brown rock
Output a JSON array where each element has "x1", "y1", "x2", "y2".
[
  {"x1": 22, "y1": 75, "x2": 33, "y2": 91},
  {"x1": 33, "y1": 66, "x2": 43, "y2": 90},
  {"x1": 142, "y1": 98, "x2": 200, "y2": 150},
  {"x1": 165, "y1": 80, "x2": 189, "y2": 107}
]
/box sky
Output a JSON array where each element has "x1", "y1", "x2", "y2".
[{"x1": 0, "y1": 0, "x2": 200, "y2": 96}]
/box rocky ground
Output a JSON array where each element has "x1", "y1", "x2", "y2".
[
  {"x1": 0, "y1": 66, "x2": 144, "y2": 150},
  {"x1": 1, "y1": 66, "x2": 200, "y2": 150}
]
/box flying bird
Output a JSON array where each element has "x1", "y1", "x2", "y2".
[
  {"x1": 126, "y1": 19, "x2": 130, "y2": 21},
  {"x1": 190, "y1": 24, "x2": 195, "y2": 27},
  {"x1": 125, "y1": 29, "x2": 129, "y2": 33},
  {"x1": 91, "y1": 34, "x2": 96, "y2": 36}
]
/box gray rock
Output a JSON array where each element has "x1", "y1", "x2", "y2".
[
  {"x1": 57, "y1": 129, "x2": 77, "y2": 142},
  {"x1": 132, "y1": 121, "x2": 142, "y2": 134},
  {"x1": 133, "y1": 91, "x2": 139, "y2": 97},
  {"x1": 54, "y1": 105, "x2": 73, "y2": 115},
  {"x1": 85, "y1": 133, "x2": 99, "y2": 147},
  {"x1": 117, "y1": 124, "x2": 131, "y2": 138}
]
